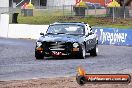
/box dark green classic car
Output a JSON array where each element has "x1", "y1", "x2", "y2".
[{"x1": 35, "y1": 22, "x2": 98, "y2": 59}]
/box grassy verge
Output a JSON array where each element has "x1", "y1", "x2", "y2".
[{"x1": 18, "y1": 16, "x2": 132, "y2": 29}]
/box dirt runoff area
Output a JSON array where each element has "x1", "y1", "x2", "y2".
[{"x1": 0, "y1": 76, "x2": 132, "y2": 88}]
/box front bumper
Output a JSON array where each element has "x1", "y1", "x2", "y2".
[
  {"x1": 35, "y1": 47, "x2": 80, "y2": 57},
  {"x1": 35, "y1": 41, "x2": 82, "y2": 57}
]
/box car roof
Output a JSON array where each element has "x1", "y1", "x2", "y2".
[{"x1": 50, "y1": 22, "x2": 89, "y2": 26}]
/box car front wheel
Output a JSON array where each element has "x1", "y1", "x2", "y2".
[
  {"x1": 77, "y1": 44, "x2": 86, "y2": 59},
  {"x1": 35, "y1": 51, "x2": 44, "y2": 60}
]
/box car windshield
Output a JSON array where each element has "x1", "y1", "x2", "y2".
[{"x1": 47, "y1": 24, "x2": 85, "y2": 35}]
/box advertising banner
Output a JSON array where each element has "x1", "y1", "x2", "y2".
[{"x1": 93, "y1": 27, "x2": 132, "y2": 46}]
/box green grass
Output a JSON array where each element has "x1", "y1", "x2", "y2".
[
  {"x1": 17, "y1": 15, "x2": 132, "y2": 29},
  {"x1": 33, "y1": 9, "x2": 74, "y2": 16},
  {"x1": 16, "y1": 8, "x2": 132, "y2": 29},
  {"x1": 103, "y1": 25, "x2": 132, "y2": 29}
]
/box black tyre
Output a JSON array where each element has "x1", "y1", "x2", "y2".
[
  {"x1": 35, "y1": 52, "x2": 44, "y2": 60},
  {"x1": 90, "y1": 44, "x2": 98, "y2": 56},
  {"x1": 35, "y1": 55, "x2": 44, "y2": 60},
  {"x1": 77, "y1": 44, "x2": 86, "y2": 59}
]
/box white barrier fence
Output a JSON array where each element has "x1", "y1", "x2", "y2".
[
  {"x1": 0, "y1": 14, "x2": 49, "y2": 39},
  {"x1": 0, "y1": 14, "x2": 9, "y2": 38},
  {"x1": 8, "y1": 24, "x2": 48, "y2": 39}
]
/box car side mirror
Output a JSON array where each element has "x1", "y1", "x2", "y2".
[{"x1": 40, "y1": 33, "x2": 44, "y2": 36}]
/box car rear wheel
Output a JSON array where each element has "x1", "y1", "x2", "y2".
[{"x1": 90, "y1": 44, "x2": 98, "y2": 56}]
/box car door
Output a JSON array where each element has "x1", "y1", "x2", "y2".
[
  {"x1": 85, "y1": 25, "x2": 96, "y2": 51},
  {"x1": 88, "y1": 26, "x2": 97, "y2": 49},
  {"x1": 88, "y1": 32, "x2": 96, "y2": 49}
]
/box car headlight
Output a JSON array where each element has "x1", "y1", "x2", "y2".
[
  {"x1": 36, "y1": 42, "x2": 42, "y2": 47},
  {"x1": 73, "y1": 43, "x2": 79, "y2": 48}
]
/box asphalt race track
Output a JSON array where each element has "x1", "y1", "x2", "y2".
[{"x1": 0, "y1": 38, "x2": 132, "y2": 81}]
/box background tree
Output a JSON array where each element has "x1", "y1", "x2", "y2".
[
  {"x1": 117, "y1": 0, "x2": 132, "y2": 6},
  {"x1": 116, "y1": 0, "x2": 131, "y2": 18}
]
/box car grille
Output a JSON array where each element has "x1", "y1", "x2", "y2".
[{"x1": 43, "y1": 41, "x2": 72, "y2": 52}]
